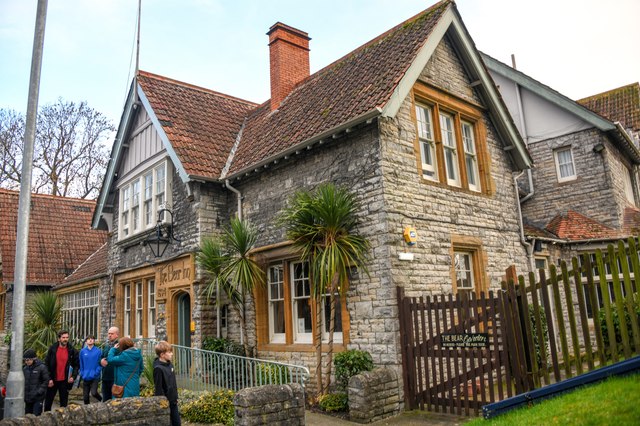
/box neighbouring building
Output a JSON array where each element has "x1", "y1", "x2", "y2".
[
  {"x1": 482, "y1": 55, "x2": 640, "y2": 325},
  {"x1": 87, "y1": 0, "x2": 533, "y2": 385},
  {"x1": 0, "y1": 189, "x2": 107, "y2": 334}
]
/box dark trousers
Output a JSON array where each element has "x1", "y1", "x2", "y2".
[
  {"x1": 102, "y1": 379, "x2": 113, "y2": 400},
  {"x1": 82, "y1": 378, "x2": 102, "y2": 404},
  {"x1": 44, "y1": 381, "x2": 69, "y2": 411},
  {"x1": 169, "y1": 401, "x2": 181, "y2": 426},
  {"x1": 25, "y1": 400, "x2": 43, "y2": 416}
]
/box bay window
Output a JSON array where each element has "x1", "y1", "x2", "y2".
[{"x1": 119, "y1": 161, "x2": 171, "y2": 240}]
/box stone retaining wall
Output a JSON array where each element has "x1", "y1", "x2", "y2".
[
  {"x1": 348, "y1": 368, "x2": 400, "y2": 423},
  {"x1": 0, "y1": 397, "x2": 170, "y2": 425},
  {"x1": 234, "y1": 383, "x2": 305, "y2": 425}
]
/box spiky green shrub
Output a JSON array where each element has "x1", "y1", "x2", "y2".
[
  {"x1": 180, "y1": 390, "x2": 235, "y2": 425},
  {"x1": 25, "y1": 291, "x2": 62, "y2": 358},
  {"x1": 140, "y1": 355, "x2": 156, "y2": 396}
]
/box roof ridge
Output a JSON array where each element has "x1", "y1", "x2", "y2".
[
  {"x1": 137, "y1": 70, "x2": 259, "y2": 107},
  {"x1": 0, "y1": 188, "x2": 98, "y2": 204},
  {"x1": 577, "y1": 82, "x2": 640, "y2": 103},
  {"x1": 64, "y1": 241, "x2": 108, "y2": 280},
  {"x1": 311, "y1": 0, "x2": 451, "y2": 80}
]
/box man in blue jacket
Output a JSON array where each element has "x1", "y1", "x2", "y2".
[{"x1": 79, "y1": 335, "x2": 102, "y2": 404}]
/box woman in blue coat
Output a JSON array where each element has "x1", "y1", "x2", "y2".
[{"x1": 107, "y1": 337, "x2": 144, "y2": 398}]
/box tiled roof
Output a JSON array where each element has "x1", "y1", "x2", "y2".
[
  {"x1": 58, "y1": 242, "x2": 109, "y2": 288},
  {"x1": 228, "y1": 1, "x2": 449, "y2": 175},
  {"x1": 623, "y1": 206, "x2": 640, "y2": 235},
  {"x1": 136, "y1": 1, "x2": 450, "y2": 179},
  {"x1": 137, "y1": 71, "x2": 258, "y2": 180},
  {"x1": 0, "y1": 189, "x2": 108, "y2": 286},
  {"x1": 544, "y1": 210, "x2": 624, "y2": 241},
  {"x1": 577, "y1": 83, "x2": 640, "y2": 133},
  {"x1": 524, "y1": 224, "x2": 560, "y2": 240}
]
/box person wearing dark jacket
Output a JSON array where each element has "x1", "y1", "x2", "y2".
[
  {"x1": 100, "y1": 326, "x2": 119, "y2": 400},
  {"x1": 23, "y1": 348, "x2": 49, "y2": 416},
  {"x1": 153, "y1": 341, "x2": 180, "y2": 426},
  {"x1": 43, "y1": 330, "x2": 79, "y2": 411}
]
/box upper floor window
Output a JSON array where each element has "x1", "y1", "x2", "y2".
[
  {"x1": 119, "y1": 161, "x2": 171, "y2": 240},
  {"x1": 554, "y1": 147, "x2": 576, "y2": 182},
  {"x1": 413, "y1": 84, "x2": 488, "y2": 193},
  {"x1": 623, "y1": 166, "x2": 636, "y2": 205}
]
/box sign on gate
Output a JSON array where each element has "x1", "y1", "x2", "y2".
[{"x1": 440, "y1": 333, "x2": 489, "y2": 348}]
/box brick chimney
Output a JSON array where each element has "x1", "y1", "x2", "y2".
[{"x1": 268, "y1": 22, "x2": 310, "y2": 111}]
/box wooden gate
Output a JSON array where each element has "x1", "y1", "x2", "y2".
[
  {"x1": 397, "y1": 286, "x2": 533, "y2": 416},
  {"x1": 397, "y1": 238, "x2": 640, "y2": 416}
]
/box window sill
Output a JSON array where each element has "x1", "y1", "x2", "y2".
[{"x1": 115, "y1": 228, "x2": 156, "y2": 250}]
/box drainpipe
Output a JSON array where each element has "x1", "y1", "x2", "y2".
[
  {"x1": 222, "y1": 179, "x2": 243, "y2": 341},
  {"x1": 514, "y1": 171, "x2": 535, "y2": 273},
  {"x1": 225, "y1": 179, "x2": 242, "y2": 221}
]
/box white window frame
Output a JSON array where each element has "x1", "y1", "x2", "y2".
[
  {"x1": 415, "y1": 104, "x2": 438, "y2": 181},
  {"x1": 118, "y1": 160, "x2": 171, "y2": 240},
  {"x1": 60, "y1": 288, "x2": 99, "y2": 342},
  {"x1": 148, "y1": 279, "x2": 156, "y2": 338},
  {"x1": 124, "y1": 284, "x2": 131, "y2": 337},
  {"x1": 440, "y1": 112, "x2": 461, "y2": 187},
  {"x1": 135, "y1": 281, "x2": 143, "y2": 338},
  {"x1": 554, "y1": 147, "x2": 577, "y2": 182},
  {"x1": 268, "y1": 264, "x2": 286, "y2": 343},
  {"x1": 454, "y1": 251, "x2": 475, "y2": 292},
  {"x1": 623, "y1": 166, "x2": 635, "y2": 205},
  {"x1": 462, "y1": 121, "x2": 481, "y2": 192},
  {"x1": 291, "y1": 261, "x2": 312, "y2": 344}
]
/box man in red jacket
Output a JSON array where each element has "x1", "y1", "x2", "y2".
[{"x1": 43, "y1": 330, "x2": 79, "y2": 411}]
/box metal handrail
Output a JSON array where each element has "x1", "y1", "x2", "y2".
[{"x1": 134, "y1": 338, "x2": 310, "y2": 392}]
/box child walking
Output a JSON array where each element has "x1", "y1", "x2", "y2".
[
  {"x1": 153, "y1": 341, "x2": 181, "y2": 426},
  {"x1": 23, "y1": 348, "x2": 49, "y2": 416},
  {"x1": 79, "y1": 335, "x2": 102, "y2": 404}
]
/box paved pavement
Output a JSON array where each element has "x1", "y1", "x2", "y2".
[{"x1": 306, "y1": 410, "x2": 467, "y2": 425}]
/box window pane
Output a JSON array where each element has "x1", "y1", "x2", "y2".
[
  {"x1": 556, "y1": 149, "x2": 575, "y2": 179},
  {"x1": 440, "y1": 113, "x2": 460, "y2": 185},
  {"x1": 454, "y1": 252, "x2": 474, "y2": 290},
  {"x1": 291, "y1": 261, "x2": 312, "y2": 342},
  {"x1": 268, "y1": 265, "x2": 285, "y2": 342}
]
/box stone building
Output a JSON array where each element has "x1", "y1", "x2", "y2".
[
  {"x1": 0, "y1": 189, "x2": 107, "y2": 335},
  {"x1": 84, "y1": 0, "x2": 533, "y2": 381},
  {"x1": 483, "y1": 54, "x2": 640, "y2": 274}
]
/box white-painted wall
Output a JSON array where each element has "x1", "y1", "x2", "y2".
[{"x1": 120, "y1": 107, "x2": 166, "y2": 180}]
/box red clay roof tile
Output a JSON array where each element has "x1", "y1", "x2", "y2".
[
  {"x1": 577, "y1": 83, "x2": 640, "y2": 133},
  {"x1": 545, "y1": 210, "x2": 624, "y2": 241},
  {"x1": 0, "y1": 189, "x2": 107, "y2": 286},
  {"x1": 58, "y1": 242, "x2": 108, "y2": 287}
]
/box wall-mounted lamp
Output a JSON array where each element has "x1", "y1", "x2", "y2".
[
  {"x1": 144, "y1": 208, "x2": 180, "y2": 258},
  {"x1": 593, "y1": 143, "x2": 605, "y2": 153}
]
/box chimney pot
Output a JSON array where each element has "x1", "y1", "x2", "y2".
[{"x1": 268, "y1": 22, "x2": 310, "y2": 111}]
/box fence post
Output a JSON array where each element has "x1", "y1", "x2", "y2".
[{"x1": 396, "y1": 286, "x2": 415, "y2": 410}]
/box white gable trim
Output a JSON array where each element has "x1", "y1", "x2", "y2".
[
  {"x1": 381, "y1": 5, "x2": 532, "y2": 170},
  {"x1": 382, "y1": 8, "x2": 454, "y2": 119},
  {"x1": 137, "y1": 86, "x2": 190, "y2": 184}
]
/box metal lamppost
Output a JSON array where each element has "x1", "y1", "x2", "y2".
[
  {"x1": 5, "y1": 0, "x2": 48, "y2": 418},
  {"x1": 144, "y1": 209, "x2": 180, "y2": 257}
]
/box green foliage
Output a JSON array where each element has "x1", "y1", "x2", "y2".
[
  {"x1": 318, "y1": 392, "x2": 348, "y2": 412},
  {"x1": 528, "y1": 305, "x2": 549, "y2": 368},
  {"x1": 25, "y1": 291, "x2": 62, "y2": 358},
  {"x1": 256, "y1": 363, "x2": 290, "y2": 385},
  {"x1": 599, "y1": 294, "x2": 640, "y2": 357},
  {"x1": 334, "y1": 349, "x2": 374, "y2": 391},
  {"x1": 3, "y1": 331, "x2": 11, "y2": 345},
  {"x1": 180, "y1": 390, "x2": 235, "y2": 425},
  {"x1": 140, "y1": 354, "x2": 156, "y2": 395},
  {"x1": 202, "y1": 337, "x2": 244, "y2": 355}
]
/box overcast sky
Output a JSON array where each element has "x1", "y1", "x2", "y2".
[{"x1": 1, "y1": 0, "x2": 638, "y2": 127}]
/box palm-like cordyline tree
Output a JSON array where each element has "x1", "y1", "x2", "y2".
[
  {"x1": 197, "y1": 217, "x2": 265, "y2": 357},
  {"x1": 25, "y1": 291, "x2": 62, "y2": 358},
  {"x1": 278, "y1": 183, "x2": 370, "y2": 395}
]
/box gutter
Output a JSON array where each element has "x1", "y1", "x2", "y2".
[
  {"x1": 513, "y1": 171, "x2": 534, "y2": 272},
  {"x1": 225, "y1": 179, "x2": 242, "y2": 221},
  {"x1": 225, "y1": 107, "x2": 382, "y2": 181}
]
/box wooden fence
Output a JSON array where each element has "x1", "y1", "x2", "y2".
[{"x1": 398, "y1": 237, "x2": 640, "y2": 415}]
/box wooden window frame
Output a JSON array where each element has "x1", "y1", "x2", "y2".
[
  {"x1": 253, "y1": 244, "x2": 350, "y2": 353},
  {"x1": 118, "y1": 276, "x2": 156, "y2": 338},
  {"x1": 450, "y1": 235, "x2": 488, "y2": 294},
  {"x1": 412, "y1": 84, "x2": 493, "y2": 195}
]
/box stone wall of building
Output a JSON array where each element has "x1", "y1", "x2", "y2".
[
  {"x1": 348, "y1": 367, "x2": 401, "y2": 423},
  {"x1": 234, "y1": 383, "x2": 305, "y2": 426},
  {"x1": 0, "y1": 397, "x2": 170, "y2": 426},
  {"x1": 521, "y1": 128, "x2": 630, "y2": 230}
]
